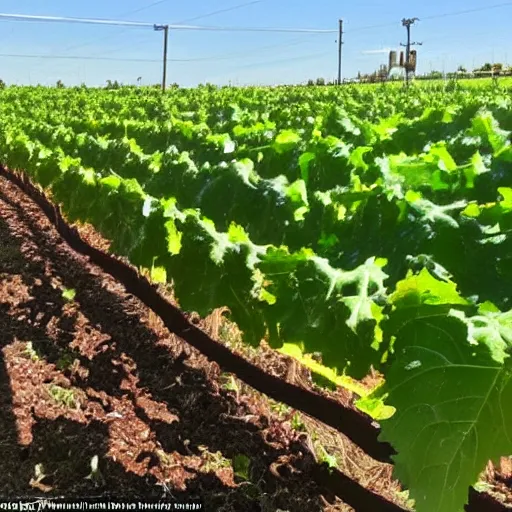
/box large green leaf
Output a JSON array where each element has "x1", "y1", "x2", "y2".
[{"x1": 378, "y1": 271, "x2": 512, "y2": 512}]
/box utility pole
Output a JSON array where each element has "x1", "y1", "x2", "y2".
[
  {"x1": 337, "y1": 19, "x2": 343, "y2": 85},
  {"x1": 400, "y1": 17, "x2": 422, "y2": 86},
  {"x1": 154, "y1": 24, "x2": 169, "y2": 92}
]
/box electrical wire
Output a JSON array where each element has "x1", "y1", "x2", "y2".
[
  {"x1": 94, "y1": 32, "x2": 330, "y2": 61},
  {"x1": 190, "y1": 33, "x2": 331, "y2": 62},
  {"x1": 59, "y1": 0, "x2": 268, "y2": 55},
  {"x1": 174, "y1": 1, "x2": 266, "y2": 24},
  {"x1": 0, "y1": 13, "x2": 154, "y2": 27},
  {"x1": 2, "y1": 2, "x2": 510, "y2": 33},
  {"x1": 344, "y1": 1, "x2": 512, "y2": 33},
  {"x1": 109, "y1": 0, "x2": 266, "y2": 20},
  {"x1": 0, "y1": 32, "x2": 333, "y2": 69},
  {"x1": 234, "y1": 51, "x2": 332, "y2": 70},
  {"x1": 119, "y1": 0, "x2": 174, "y2": 18},
  {"x1": 205, "y1": 50, "x2": 332, "y2": 83},
  {"x1": 2, "y1": 2, "x2": 510, "y2": 81},
  {"x1": 57, "y1": 1, "x2": 173, "y2": 54},
  {"x1": 87, "y1": 33, "x2": 158, "y2": 57},
  {"x1": 0, "y1": 53, "x2": 161, "y2": 63},
  {"x1": 2, "y1": 5, "x2": 328, "y2": 64},
  {"x1": 421, "y1": 1, "x2": 512, "y2": 20},
  {"x1": 66, "y1": 1, "x2": 271, "y2": 58},
  {"x1": 0, "y1": 12, "x2": 335, "y2": 32},
  {"x1": 0, "y1": 50, "x2": 332, "y2": 65},
  {"x1": 164, "y1": 24, "x2": 336, "y2": 33}
]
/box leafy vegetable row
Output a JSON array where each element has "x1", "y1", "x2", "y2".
[{"x1": 0, "y1": 84, "x2": 511, "y2": 512}]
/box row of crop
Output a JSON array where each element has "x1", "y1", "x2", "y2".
[
  {"x1": 1, "y1": 112, "x2": 511, "y2": 311},
  {"x1": 4, "y1": 85, "x2": 512, "y2": 155},
  {"x1": 5, "y1": 101, "x2": 512, "y2": 203},
  {"x1": 0, "y1": 126, "x2": 386, "y2": 371},
  {"x1": 1, "y1": 113, "x2": 511, "y2": 354}
]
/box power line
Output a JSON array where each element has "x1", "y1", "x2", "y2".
[
  {"x1": 0, "y1": 48, "x2": 333, "y2": 87},
  {"x1": 0, "y1": 12, "x2": 335, "y2": 32},
  {"x1": 87, "y1": 33, "x2": 157, "y2": 57},
  {"x1": 112, "y1": 0, "x2": 266, "y2": 21},
  {"x1": 58, "y1": 1, "x2": 174, "y2": 54},
  {"x1": 63, "y1": 0, "x2": 270, "y2": 56},
  {"x1": 187, "y1": 33, "x2": 330, "y2": 61},
  {"x1": 204, "y1": 50, "x2": 332, "y2": 86},
  {"x1": 60, "y1": 0, "x2": 268, "y2": 55},
  {"x1": 176, "y1": 0, "x2": 265, "y2": 24},
  {"x1": 164, "y1": 24, "x2": 336, "y2": 33},
  {"x1": 421, "y1": 28, "x2": 505, "y2": 48},
  {"x1": 421, "y1": 1, "x2": 512, "y2": 20},
  {"x1": 4, "y1": 2, "x2": 510, "y2": 83},
  {"x1": 0, "y1": 13, "x2": 154, "y2": 27},
  {"x1": 58, "y1": 1, "x2": 175, "y2": 54},
  {"x1": 212, "y1": 50, "x2": 332, "y2": 73},
  {"x1": 96, "y1": 31, "x2": 329, "y2": 61},
  {"x1": 344, "y1": 21, "x2": 398, "y2": 34},
  {"x1": 0, "y1": 8, "x2": 333, "y2": 79},
  {"x1": 0, "y1": 15, "x2": 331, "y2": 66},
  {"x1": 344, "y1": 1, "x2": 512, "y2": 34},
  {"x1": 0, "y1": 48, "x2": 332, "y2": 65},
  {"x1": 119, "y1": 0, "x2": 174, "y2": 18},
  {"x1": 0, "y1": 53, "x2": 162, "y2": 63}
]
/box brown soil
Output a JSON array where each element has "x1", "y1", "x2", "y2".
[{"x1": 0, "y1": 174, "x2": 510, "y2": 512}]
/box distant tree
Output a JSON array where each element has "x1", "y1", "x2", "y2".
[
  {"x1": 0, "y1": 79, "x2": 5, "y2": 89},
  {"x1": 307, "y1": 79, "x2": 315, "y2": 86},
  {"x1": 56, "y1": 80, "x2": 65, "y2": 88},
  {"x1": 428, "y1": 70, "x2": 443, "y2": 79},
  {"x1": 457, "y1": 65, "x2": 467, "y2": 73},
  {"x1": 481, "y1": 62, "x2": 493, "y2": 72},
  {"x1": 315, "y1": 77, "x2": 325, "y2": 86},
  {"x1": 106, "y1": 79, "x2": 121, "y2": 89}
]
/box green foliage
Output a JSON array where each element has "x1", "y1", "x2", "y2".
[
  {"x1": 62, "y1": 288, "x2": 76, "y2": 302},
  {"x1": 232, "y1": 454, "x2": 251, "y2": 481},
  {"x1": 0, "y1": 83, "x2": 511, "y2": 511},
  {"x1": 375, "y1": 270, "x2": 512, "y2": 512}
]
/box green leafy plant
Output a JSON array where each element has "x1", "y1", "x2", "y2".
[
  {"x1": 1, "y1": 83, "x2": 511, "y2": 511},
  {"x1": 233, "y1": 454, "x2": 251, "y2": 481},
  {"x1": 62, "y1": 288, "x2": 76, "y2": 301}
]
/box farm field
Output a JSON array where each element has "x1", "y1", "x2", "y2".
[
  {"x1": 422, "y1": 77, "x2": 512, "y2": 88},
  {"x1": 355, "y1": 77, "x2": 512, "y2": 88},
  {"x1": 0, "y1": 83, "x2": 511, "y2": 511}
]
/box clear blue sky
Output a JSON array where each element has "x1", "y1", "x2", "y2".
[{"x1": 0, "y1": 0, "x2": 510, "y2": 86}]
